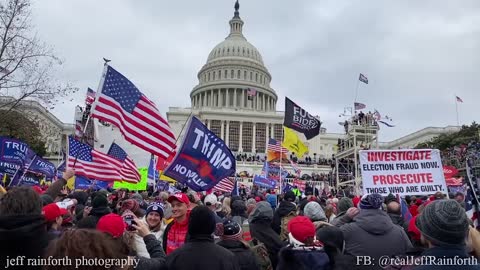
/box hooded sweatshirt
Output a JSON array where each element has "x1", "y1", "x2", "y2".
[
  {"x1": 249, "y1": 202, "x2": 285, "y2": 269},
  {"x1": 0, "y1": 215, "x2": 50, "y2": 269},
  {"x1": 340, "y1": 209, "x2": 412, "y2": 269},
  {"x1": 272, "y1": 200, "x2": 297, "y2": 234},
  {"x1": 162, "y1": 212, "x2": 190, "y2": 255}
]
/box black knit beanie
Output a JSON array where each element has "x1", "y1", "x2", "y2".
[
  {"x1": 188, "y1": 206, "x2": 215, "y2": 236},
  {"x1": 416, "y1": 200, "x2": 468, "y2": 247}
]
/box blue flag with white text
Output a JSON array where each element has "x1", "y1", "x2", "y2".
[{"x1": 163, "y1": 116, "x2": 236, "y2": 191}]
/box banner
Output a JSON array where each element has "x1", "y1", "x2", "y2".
[
  {"x1": 282, "y1": 127, "x2": 308, "y2": 157},
  {"x1": 443, "y1": 166, "x2": 459, "y2": 178},
  {"x1": 75, "y1": 176, "x2": 112, "y2": 190},
  {"x1": 156, "y1": 180, "x2": 170, "y2": 191},
  {"x1": 253, "y1": 175, "x2": 277, "y2": 189},
  {"x1": 113, "y1": 167, "x2": 148, "y2": 191},
  {"x1": 293, "y1": 179, "x2": 306, "y2": 191},
  {"x1": 283, "y1": 97, "x2": 321, "y2": 140},
  {"x1": 0, "y1": 137, "x2": 34, "y2": 167},
  {"x1": 27, "y1": 156, "x2": 56, "y2": 180},
  {"x1": 19, "y1": 172, "x2": 41, "y2": 186},
  {"x1": 360, "y1": 149, "x2": 447, "y2": 196},
  {"x1": 163, "y1": 117, "x2": 236, "y2": 191},
  {"x1": 262, "y1": 161, "x2": 288, "y2": 180},
  {"x1": 445, "y1": 177, "x2": 463, "y2": 187}
]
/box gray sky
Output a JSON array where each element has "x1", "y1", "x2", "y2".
[{"x1": 31, "y1": 0, "x2": 480, "y2": 142}]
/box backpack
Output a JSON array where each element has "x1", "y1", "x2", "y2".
[
  {"x1": 280, "y1": 210, "x2": 297, "y2": 241},
  {"x1": 250, "y1": 239, "x2": 273, "y2": 270}
]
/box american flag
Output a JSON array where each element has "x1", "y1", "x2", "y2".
[
  {"x1": 247, "y1": 88, "x2": 257, "y2": 96},
  {"x1": 373, "y1": 109, "x2": 381, "y2": 121},
  {"x1": 290, "y1": 159, "x2": 301, "y2": 177},
  {"x1": 67, "y1": 136, "x2": 122, "y2": 181},
  {"x1": 267, "y1": 138, "x2": 287, "y2": 153},
  {"x1": 354, "y1": 102, "x2": 366, "y2": 110},
  {"x1": 213, "y1": 177, "x2": 235, "y2": 193},
  {"x1": 85, "y1": 88, "x2": 96, "y2": 105},
  {"x1": 91, "y1": 66, "x2": 177, "y2": 160},
  {"x1": 107, "y1": 142, "x2": 140, "y2": 183},
  {"x1": 456, "y1": 96, "x2": 463, "y2": 103}
]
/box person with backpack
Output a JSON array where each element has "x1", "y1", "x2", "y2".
[
  {"x1": 217, "y1": 219, "x2": 259, "y2": 270},
  {"x1": 277, "y1": 216, "x2": 330, "y2": 270},
  {"x1": 272, "y1": 190, "x2": 297, "y2": 240},
  {"x1": 249, "y1": 201, "x2": 285, "y2": 269}
]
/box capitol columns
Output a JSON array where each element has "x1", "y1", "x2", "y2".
[
  {"x1": 226, "y1": 120, "x2": 230, "y2": 146},
  {"x1": 220, "y1": 120, "x2": 225, "y2": 140},
  {"x1": 210, "y1": 90, "x2": 214, "y2": 107},
  {"x1": 265, "y1": 123, "x2": 270, "y2": 146},
  {"x1": 252, "y1": 122, "x2": 256, "y2": 153},
  {"x1": 239, "y1": 121, "x2": 243, "y2": 152},
  {"x1": 233, "y1": 88, "x2": 237, "y2": 107},
  {"x1": 226, "y1": 89, "x2": 230, "y2": 108}
]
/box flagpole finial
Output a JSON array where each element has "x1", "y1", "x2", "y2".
[{"x1": 103, "y1": 58, "x2": 111, "y2": 65}]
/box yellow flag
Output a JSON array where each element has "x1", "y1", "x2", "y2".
[{"x1": 282, "y1": 126, "x2": 308, "y2": 157}]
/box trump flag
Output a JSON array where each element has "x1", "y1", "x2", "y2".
[{"x1": 163, "y1": 116, "x2": 236, "y2": 191}]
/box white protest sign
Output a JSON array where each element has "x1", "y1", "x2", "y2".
[{"x1": 360, "y1": 149, "x2": 447, "y2": 196}]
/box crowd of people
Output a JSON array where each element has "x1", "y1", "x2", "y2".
[{"x1": 1, "y1": 168, "x2": 480, "y2": 269}]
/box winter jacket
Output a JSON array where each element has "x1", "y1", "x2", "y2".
[
  {"x1": 44, "y1": 177, "x2": 67, "y2": 199},
  {"x1": 277, "y1": 245, "x2": 330, "y2": 270},
  {"x1": 162, "y1": 216, "x2": 189, "y2": 255},
  {"x1": 0, "y1": 214, "x2": 50, "y2": 269},
  {"x1": 166, "y1": 235, "x2": 241, "y2": 270},
  {"x1": 388, "y1": 213, "x2": 409, "y2": 235},
  {"x1": 217, "y1": 240, "x2": 259, "y2": 270},
  {"x1": 272, "y1": 200, "x2": 297, "y2": 234},
  {"x1": 249, "y1": 202, "x2": 285, "y2": 269},
  {"x1": 136, "y1": 234, "x2": 167, "y2": 270},
  {"x1": 340, "y1": 209, "x2": 412, "y2": 270},
  {"x1": 331, "y1": 211, "x2": 348, "y2": 227},
  {"x1": 414, "y1": 246, "x2": 480, "y2": 270}
]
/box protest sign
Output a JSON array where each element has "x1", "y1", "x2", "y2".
[
  {"x1": 292, "y1": 179, "x2": 306, "y2": 191},
  {"x1": 113, "y1": 167, "x2": 148, "y2": 191},
  {"x1": 253, "y1": 175, "x2": 277, "y2": 189},
  {"x1": 360, "y1": 149, "x2": 447, "y2": 196},
  {"x1": 163, "y1": 117, "x2": 235, "y2": 191}
]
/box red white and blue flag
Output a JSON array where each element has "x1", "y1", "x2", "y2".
[
  {"x1": 91, "y1": 66, "x2": 177, "y2": 160},
  {"x1": 267, "y1": 138, "x2": 288, "y2": 153},
  {"x1": 107, "y1": 142, "x2": 140, "y2": 183},
  {"x1": 213, "y1": 177, "x2": 235, "y2": 193},
  {"x1": 67, "y1": 136, "x2": 122, "y2": 181},
  {"x1": 85, "y1": 88, "x2": 96, "y2": 105}
]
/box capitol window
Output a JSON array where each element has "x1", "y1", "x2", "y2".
[
  {"x1": 218, "y1": 70, "x2": 221, "y2": 79},
  {"x1": 273, "y1": 124, "x2": 283, "y2": 141},
  {"x1": 237, "y1": 70, "x2": 241, "y2": 78},
  {"x1": 250, "y1": 72, "x2": 252, "y2": 80},
  {"x1": 229, "y1": 121, "x2": 240, "y2": 151},
  {"x1": 213, "y1": 72, "x2": 216, "y2": 80},
  {"x1": 231, "y1": 70, "x2": 234, "y2": 79},
  {"x1": 242, "y1": 122, "x2": 253, "y2": 153},
  {"x1": 208, "y1": 73, "x2": 210, "y2": 81},
  {"x1": 255, "y1": 73, "x2": 258, "y2": 82},
  {"x1": 224, "y1": 70, "x2": 228, "y2": 78},
  {"x1": 210, "y1": 120, "x2": 222, "y2": 138},
  {"x1": 244, "y1": 70, "x2": 247, "y2": 79},
  {"x1": 256, "y1": 123, "x2": 266, "y2": 153}
]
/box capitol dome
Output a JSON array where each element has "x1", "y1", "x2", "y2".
[{"x1": 190, "y1": 1, "x2": 277, "y2": 112}]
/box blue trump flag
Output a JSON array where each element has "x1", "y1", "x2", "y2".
[
  {"x1": 19, "y1": 172, "x2": 41, "y2": 186},
  {"x1": 75, "y1": 175, "x2": 93, "y2": 190},
  {"x1": 148, "y1": 155, "x2": 160, "y2": 181},
  {"x1": 253, "y1": 175, "x2": 277, "y2": 189},
  {"x1": 27, "y1": 156, "x2": 56, "y2": 180},
  {"x1": 0, "y1": 136, "x2": 33, "y2": 167},
  {"x1": 163, "y1": 116, "x2": 236, "y2": 191}
]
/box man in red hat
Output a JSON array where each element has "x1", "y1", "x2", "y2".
[
  {"x1": 162, "y1": 192, "x2": 191, "y2": 255},
  {"x1": 42, "y1": 203, "x2": 68, "y2": 239}
]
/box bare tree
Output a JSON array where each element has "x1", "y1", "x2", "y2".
[{"x1": 0, "y1": 0, "x2": 77, "y2": 120}]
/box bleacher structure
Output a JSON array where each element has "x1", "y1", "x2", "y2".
[{"x1": 334, "y1": 121, "x2": 379, "y2": 192}]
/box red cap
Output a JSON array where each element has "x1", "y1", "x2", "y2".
[
  {"x1": 97, "y1": 213, "x2": 126, "y2": 238},
  {"x1": 42, "y1": 203, "x2": 68, "y2": 222},
  {"x1": 288, "y1": 216, "x2": 316, "y2": 244},
  {"x1": 408, "y1": 215, "x2": 421, "y2": 242},
  {"x1": 32, "y1": 186, "x2": 44, "y2": 195},
  {"x1": 167, "y1": 192, "x2": 190, "y2": 205}
]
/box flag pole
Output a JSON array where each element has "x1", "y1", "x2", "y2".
[
  {"x1": 279, "y1": 130, "x2": 284, "y2": 194},
  {"x1": 353, "y1": 78, "x2": 360, "y2": 105},
  {"x1": 455, "y1": 95, "x2": 459, "y2": 126},
  {"x1": 73, "y1": 61, "x2": 109, "y2": 167}
]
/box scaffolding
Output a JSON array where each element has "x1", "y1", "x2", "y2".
[{"x1": 335, "y1": 121, "x2": 379, "y2": 192}]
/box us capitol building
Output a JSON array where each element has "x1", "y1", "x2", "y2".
[{"x1": 167, "y1": 2, "x2": 339, "y2": 170}]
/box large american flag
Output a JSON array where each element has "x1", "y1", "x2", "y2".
[
  {"x1": 267, "y1": 138, "x2": 287, "y2": 153},
  {"x1": 107, "y1": 143, "x2": 140, "y2": 183},
  {"x1": 85, "y1": 88, "x2": 96, "y2": 105},
  {"x1": 91, "y1": 66, "x2": 177, "y2": 160},
  {"x1": 213, "y1": 177, "x2": 235, "y2": 193},
  {"x1": 67, "y1": 136, "x2": 122, "y2": 181}
]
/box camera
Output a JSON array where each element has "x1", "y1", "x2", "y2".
[{"x1": 123, "y1": 215, "x2": 137, "y2": 231}]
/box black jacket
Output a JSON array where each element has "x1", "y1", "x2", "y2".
[
  {"x1": 166, "y1": 235, "x2": 240, "y2": 270},
  {"x1": 387, "y1": 213, "x2": 409, "y2": 235},
  {"x1": 0, "y1": 214, "x2": 50, "y2": 269},
  {"x1": 217, "y1": 240, "x2": 259, "y2": 270},
  {"x1": 272, "y1": 201, "x2": 296, "y2": 234},
  {"x1": 136, "y1": 234, "x2": 166, "y2": 270},
  {"x1": 277, "y1": 245, "x2": 331, "y2": 270}
]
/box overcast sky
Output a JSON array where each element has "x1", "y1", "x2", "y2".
[{"x1": 31, "y1": 0, "x2": 480, "y2": 142}]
